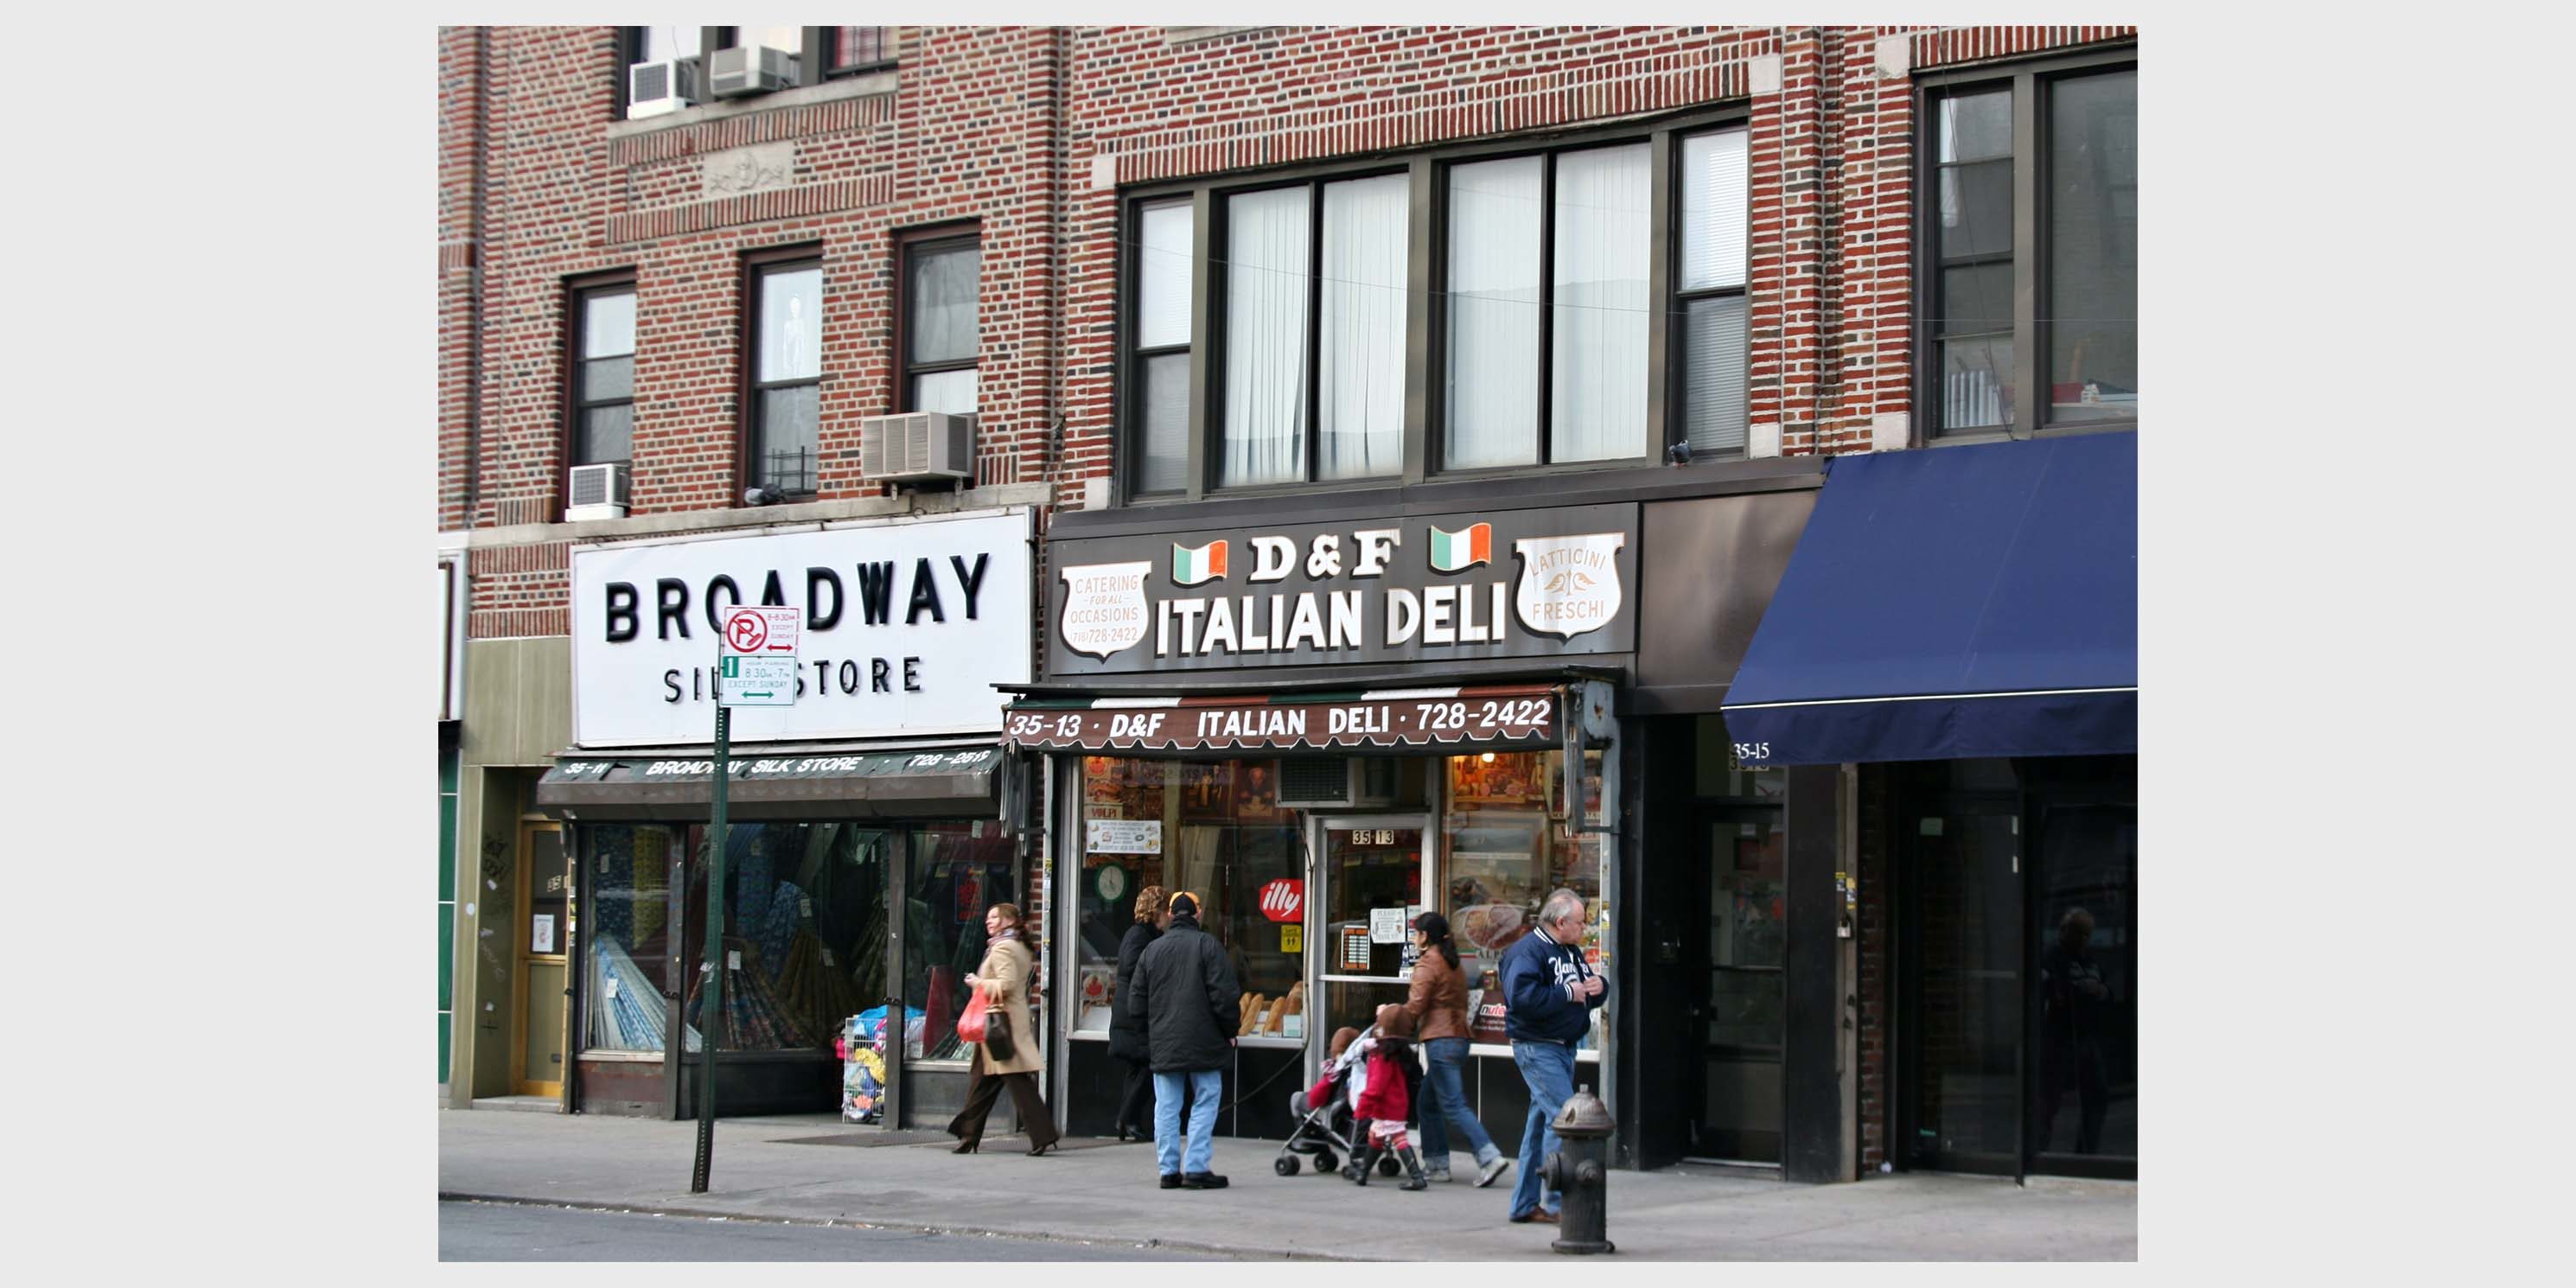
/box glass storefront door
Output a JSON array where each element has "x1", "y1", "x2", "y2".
[
  {"x1": 1901, "y1": 796, "x2": 2024, "y2": 1175},
  {"x1": 2028, "y1": 800, "x2": 2136, "y2": 1176},
  {"x1": 1312, "y1": 816, "x2": 1430, "y2": 1054},
  {"x1": 1692, "y1": 808, "x2": 1785, "y2": 1161}
]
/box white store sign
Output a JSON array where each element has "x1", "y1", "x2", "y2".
[{"x1": 572, "y1": 510, "x2": 1032, "y2": 747}]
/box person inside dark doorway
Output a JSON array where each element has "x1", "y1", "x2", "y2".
[{"x1": 2037, "y1": 906, "x2": 2113, "y2": 1154}]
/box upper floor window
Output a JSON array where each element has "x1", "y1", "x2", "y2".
[
  {"x1": 1221, "y1": 173, "x2": 1409, "y2": 487},
  {"x1": 827, "y1": 26, "x2": 894, "y2": 73},
  {"x1": 571, "y1": 281, "x2": 636, "y2": 467},
  {"x1": 901, "y1": 233, "x2": 980, "y2": 415},
  {"x1": 1926, "y1": 58, "x2": 2136, "y2": 438},
  {"x1": 747, "y1": 253, "x2": 821, "y2": 496},
  {"x1": 1122, "y1": 116, "x2": 1748, "y2": 502}
]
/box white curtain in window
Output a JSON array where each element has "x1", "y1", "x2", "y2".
[
  {"x1": 1551, "y1": 143, "x2": 1648, "y2": 463},
  {"x1": 1318, "y1": 175, "x2": 1407, "y2": 481},
  {"x1": 914, "y1": 368, "x2": 978, "y2": 416},
  {"x1": 1680, "y1": 131, "x2": 1747, "y2": 291},
  {"x1": 1444, "y1": 156, "x2": 1541, "y2": 469},
  {"x1": 1221, "y1": 187, "x2": 1310, "y2": 488},
  {"x1": 1139, "y1": 201, "x2": 1194, "y2": 350}
]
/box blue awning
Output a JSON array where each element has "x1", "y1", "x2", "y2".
[{"x1": 1719, "y1": 433, "x2": 2136, "y2": 766}]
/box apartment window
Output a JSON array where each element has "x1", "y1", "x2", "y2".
[
  {"x1": 747, "y1": 253, "x2": 822, "y2": 496},
  {"x1": 1123, "y1": 112, "x2": 1746, "y2": 502},
  {"x1": 627, "y1": 25, "x2": 703, "y2": 67},
  {"x1": 571, "y1": 281, "x2": 636, "y2": 466},
  {"x1": 1925, "y1": 56, "x2": 2137, "y2": 438},
  {"x1": 1677, "y1": 129, "x2": 1750, "y2": 456},
  {"x1": 1217, "y1": 173, "x2": 1408, "y2": 487},
  {"x1": 900, "y1": 233, "x2": 979, "y2": 415},
  {"x1": 1446, "y1": 143, "x2": 1650, "y2": 469},
  {"x1": 1132, "y1": 199, "x2": 1194, "y2": 494},
  {"x1": 828, "y1": 26, "x2": 894, "y2": 73}
]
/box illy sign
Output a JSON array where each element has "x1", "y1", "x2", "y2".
[{"x1": 1259, "y1": 879, "x2": 1305, "y2": 924}]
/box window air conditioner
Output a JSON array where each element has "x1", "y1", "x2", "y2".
[
  {"x1": 708, "y1": 44, "x2": 800, "y2": 98},
  {"x1": 860, "y1": 411, "x2": 976, "y2": 485},
  {"x1": 1278, "y1": 756, "x2": 1400, "y2": 809},
  {"x1": 627, "y1": 59, "x2": 704, "y2": 119},
  {"x1": 565, "y1": 462, "x2": 632, "y2": 521}
]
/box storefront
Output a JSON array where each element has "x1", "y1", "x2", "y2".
[
  {"x1": 535, "y1": 509, "x2": 1041, "y2": 1127},
  {"x1": 1722, "y1": 431, "x2": 2138, "y2": 1181},
  {"x1": 1012, "y1": 475, "x2": 1845, "y2": 1176}
]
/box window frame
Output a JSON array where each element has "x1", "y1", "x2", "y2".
[
  {"x1": 617, "y1": 28, "x2": 895, "y2": 118},
  {"x1": 1914, "y1": 45, "x2": 2139, "y2": 445},
  {"x1": 1669, "y1": 127, "x2": 1752, "y2": 460},
  {"x1": 1126, "y1": 195, "x2": 1197, "y2": 500},
  {"x1": 739, "y1": 244, "x2": 826, "y2": 501},
  {"x1": 1115, "y1": 105, "x2": 1746, "y2": 507},
  {"x1": 892, "y1": 223, "x2": 983, "y2": 416},
  {"x1": 563, "y1": 271, "x2": 640, "y2": 472},
  {"x1": 1207, "y1": 167, "x2": 1410, "y2": 490}
]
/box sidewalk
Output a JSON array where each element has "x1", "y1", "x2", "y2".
[{"x1": 437, "y1": 1109, "x2": 2136, "y2": 1260}]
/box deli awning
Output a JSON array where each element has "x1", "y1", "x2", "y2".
[
  {"x1": 1719, "y1": 432, "x2": 2136, "y2": 766},
  {"x1": 535, "y1": 746, "x2": 1002, "y2": 820},
  {"x1": 1004, "y1": 684, "x2": 1565, "y2": 754}
]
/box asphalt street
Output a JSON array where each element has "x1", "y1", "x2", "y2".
[{"x1": 440, "y1": 1199, "x2": 1222, "y2": 1261}]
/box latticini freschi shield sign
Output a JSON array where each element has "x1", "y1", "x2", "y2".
[
  {"x1": 1510, "y1": 532, "x2": 1628, "y2": 641},
  {"x1": 1056, "y1": 561, "x2": 1151, "y2": 660}
]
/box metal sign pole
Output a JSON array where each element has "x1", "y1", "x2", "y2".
[{"x1": 690, "y1": 704, "x2": 732, "y2": 1191}]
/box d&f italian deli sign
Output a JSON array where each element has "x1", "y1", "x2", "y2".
[
  {"x1": 1005, "y1": 685, "x2": 1562, "y2": 753},
  {"x1": 571, "y1": 511, "x2": 1032, "y2": 747},
  {"x1": 1047, "y1": 504, "x2": 1637, "y2": 676}
]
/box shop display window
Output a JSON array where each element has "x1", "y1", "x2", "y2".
[
  {"x1": 582, "y1": 824, "x2": 679, "y2": 1054},
  {"x1": 1073, "y1": 757, "x2": 1310, "y2": 1043},
  {"x1": 903, "y1": 822, "x2": 1020, "y2": 1062},
  {"x1": 670, "y1": 822, "x2": 891, "y2": 1055},
  {"x1": 1441, "y1": 750, "x2": 1609, "y2": 1055}
]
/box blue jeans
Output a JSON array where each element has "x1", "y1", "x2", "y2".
[
  {"x1": 1418, "y1": 1036, "x2": 1499, "y2": 1170},
  {"x1": 1509, "y1": 1040, "x2": 1576, "y2": 1219},
  {"x1": 1153, "y1": 1068, "x2": 1222, "y2": 1176}
]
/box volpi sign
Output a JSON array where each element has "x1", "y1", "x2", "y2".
[
  {"x1": 572, "y1": 510, "x2": 1033, "y2": 746},
  {"x1": 1047, "y1": 504, "x2": 1636, "y2": 676}
]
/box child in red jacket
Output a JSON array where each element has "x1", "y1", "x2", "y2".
[{"x1": 1347, "y1": 1004, "x2": 1429, "y2": 1190}]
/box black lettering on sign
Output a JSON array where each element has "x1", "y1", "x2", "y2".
[
  {"x1": 906, "y1": 558, "x2": 945, "y2": 624},
  {"x1": 760, "y1": 569, "x2": 787, "y2": 607},
  {"x1": 807, "y1": 567, "x2": 844, "y2": 630},
  {"x1": 663, "y1": 669, "x2": 682, "y2": 703},
  {"x1": 871, "y1": 658, "x2": 890, "y2": 692},
  {"x1": 856, "y1": 562, "x2": 897, "y2": 625},
  {"x1": 903, "y1": 656, "x2": 923, "y2": 692},
  {"x1": 703, "y1": 576, "x2": 742, "y2": 634},
  {"x1": 838, "y1": 660, "x2": 859, "y2": 694},
  {"x1": 605, "y1": 583, "x2": 639, "y2": 642},
  {"x1": 951, "y1": 552, "x2": 990, "y2": 620},
  {"x1": 656, "y1": 578, "x2": 691, "y2": 640}
]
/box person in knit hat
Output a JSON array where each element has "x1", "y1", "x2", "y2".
[{"x1": 1345, "y1": 1003, "x2": 1430, "y2": 1190}]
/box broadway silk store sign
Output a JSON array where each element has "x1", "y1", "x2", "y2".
[
  {"x1": 572, "y1": 511, "x2": 1032, "y2": 746},
  {"x1": 1048, "y1": 503, "x2": 1638, "y2": 675}
]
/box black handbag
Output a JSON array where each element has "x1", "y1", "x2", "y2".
[{"x1": 984, "y1": 1009, "x2": 1018, "y2": 1062}]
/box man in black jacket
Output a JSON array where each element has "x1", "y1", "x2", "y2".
[{"x1": 1128, "y1": 890, "x2": 1240, "y2": 1189}]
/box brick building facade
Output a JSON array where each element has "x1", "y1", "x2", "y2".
[{"x1": 440, "y1": 24, "x2": 2138, "y2": 1183}]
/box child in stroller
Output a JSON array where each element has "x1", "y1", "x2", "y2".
[{"x1": 1273, "y1": 1025, "x2": 1400, "y2": 1178}]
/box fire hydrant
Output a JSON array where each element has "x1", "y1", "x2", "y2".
[{"x1": 1538, "y1": 1087, "x2": 1616, "y2": 1254}]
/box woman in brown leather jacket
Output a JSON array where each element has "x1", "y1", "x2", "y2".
[{"x1": 1400, "y1": 912, "x2": 1509, "y2": 1187}]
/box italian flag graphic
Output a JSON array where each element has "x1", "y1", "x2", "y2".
[
  {"x1": 1429, "y1": 522, "x2": 1492, "y2": 572},
  {"x1": 1170, "y1": 539, "x2": 1228, "y2": 585}
]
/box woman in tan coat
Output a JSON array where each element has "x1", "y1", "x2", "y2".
[
  {"x1": 1400, "y1": 911, "x2": 1508, "y2": 1186},
  {"x1": 945, "y1": 902, "x2": 1062, "y2": 1156}
]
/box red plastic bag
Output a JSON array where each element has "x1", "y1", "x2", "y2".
[{"x1": 956, "y1": 989, "x2": 991, "y2": 1045}]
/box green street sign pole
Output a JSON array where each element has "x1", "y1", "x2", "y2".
[{"x1": 689, "y1": 698, "x2": 732, "y2": 1192}]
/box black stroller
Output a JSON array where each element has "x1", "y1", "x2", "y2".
[{"x1": 1272, "y1": 1026, "x2": 1403, "y2": 1177}]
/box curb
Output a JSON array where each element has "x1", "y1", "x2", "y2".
[{"x1": 437, "y1": 1192, "x2": 1349, "y2": 1260}]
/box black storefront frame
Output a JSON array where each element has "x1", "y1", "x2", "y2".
[
  {"x1": 563, "y1": 814, "x2": 1029, "y2": 1128},
  {"x1": 1888, "y1": 756, "x2": 2137, "y2": 1182}
]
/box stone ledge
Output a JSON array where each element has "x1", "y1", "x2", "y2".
[{"x1": 458, "y1": 482, "x2": 1059, "y2": 550}]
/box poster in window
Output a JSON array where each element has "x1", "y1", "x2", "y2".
[
  {"x1": 1177, "y1": 762, "x2": 1235, "y2": 820},
  {"x1": 531, "y1": 915, "x2": 556, "y2": 954},
  {"x1": 1233, "y1": 760, "x2": 1280, "y2": 820}
]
